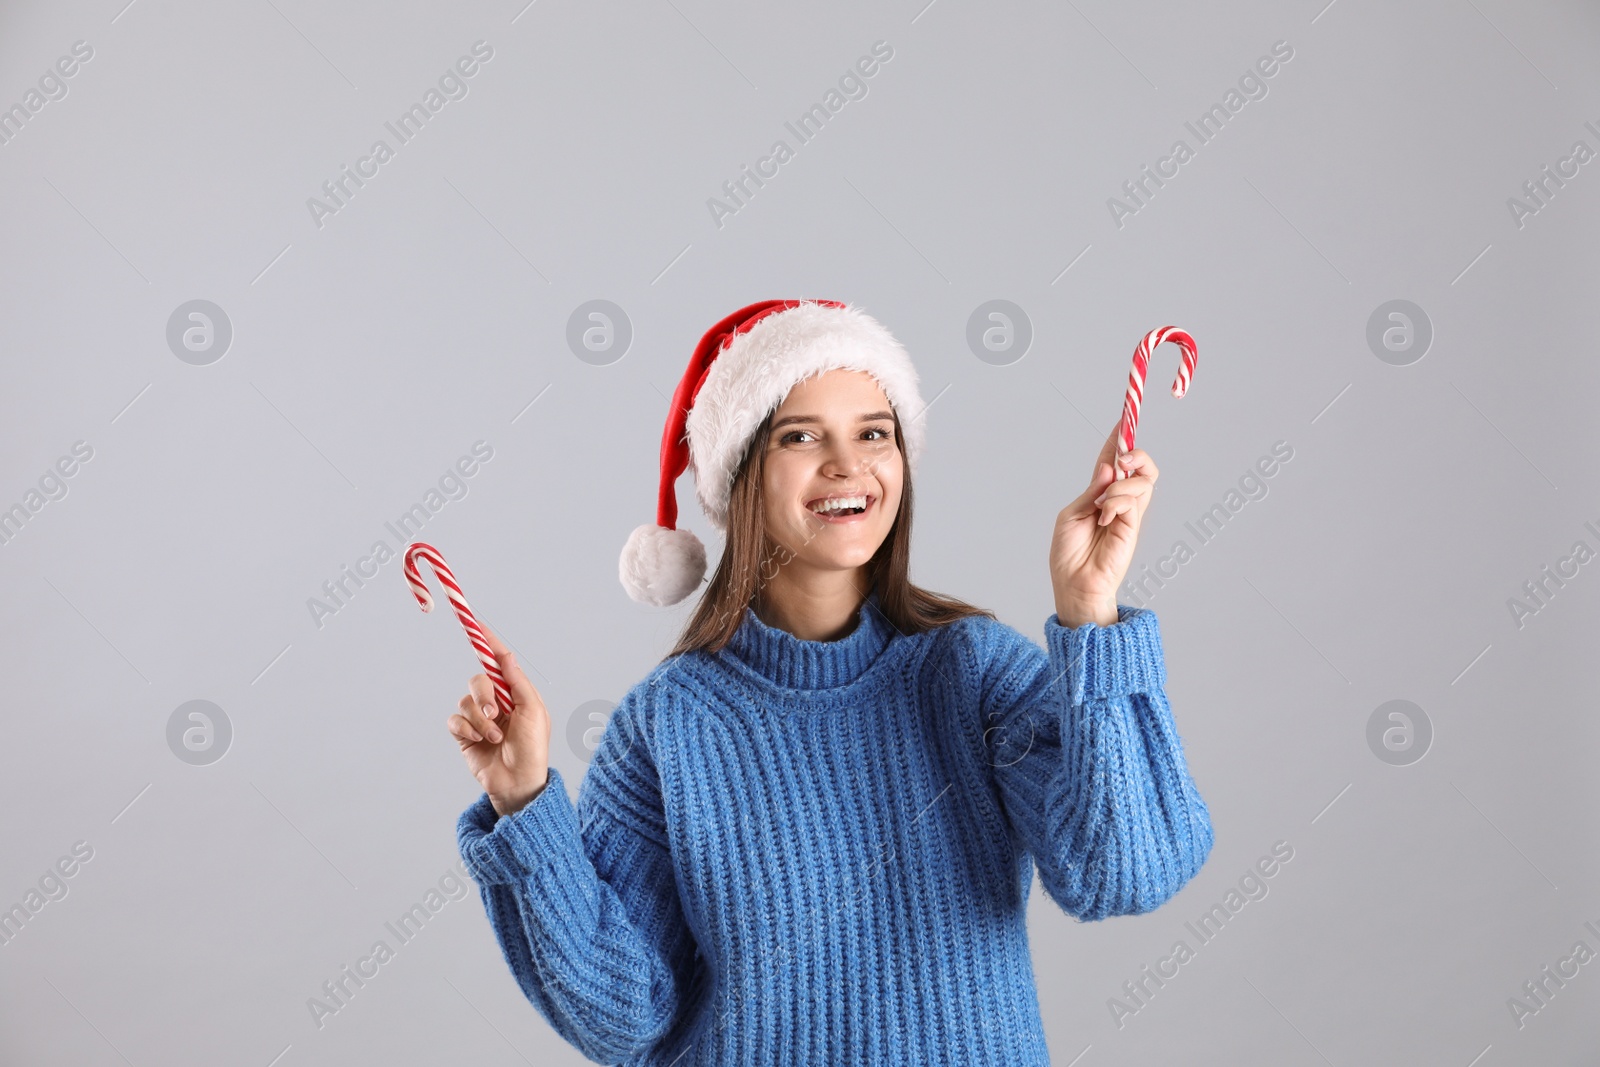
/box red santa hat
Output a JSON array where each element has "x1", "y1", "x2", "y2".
[{"x1": 619, "y1": 299, "x2": 927, "y2": 607}]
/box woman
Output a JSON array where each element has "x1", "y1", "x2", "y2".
[{"x1": 451, "y1": 300, "x2": 1213, "y2": 1065}]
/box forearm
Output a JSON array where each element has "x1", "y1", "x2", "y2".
[
  {"x1": 1053, "y1": 687, "x2": 1214, "y2": 917},
  {"x1": 1032, "y1": 609, "x2": 1211, "y2": 917},
  {"x1": 457, "y1": 774, "x2": 688, "y2": 1059}
]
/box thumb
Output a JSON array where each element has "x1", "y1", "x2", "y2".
[{"x1": 480, "y1": 624, "x2": 537, "y2": 707}]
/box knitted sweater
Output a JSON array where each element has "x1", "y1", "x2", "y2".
[{"x1": 456, "y1": 591, "x2": 1213, "y2": 1065}]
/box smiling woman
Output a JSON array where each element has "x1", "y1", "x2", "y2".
[
  {"x1": 684, "y1": 363, "x2": 976, "y2": 647},
  {"x1": 453, "y1": 299, "x2": 1214, "y2": 1066},
  {"x1": 615, "y1": 299, "x2": 989, "y2": 648}
]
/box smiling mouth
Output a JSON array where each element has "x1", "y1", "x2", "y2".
[{"x1": 806, "y1": 494, "x2": 875, "y2": 521}]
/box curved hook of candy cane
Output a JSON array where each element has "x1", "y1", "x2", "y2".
[
  {"x1": 1114, "y1": 326, "x2": 1198, "y2": 482},
  {"x1": 1153, "y1": 326, "x2": 1198, "y2": 398},
  {"x1": 402, "y1": 541, "x2": 513, "y2": 716},
  {"x1": 403, "y1": 542, "x2": 442, "y2": 612}
]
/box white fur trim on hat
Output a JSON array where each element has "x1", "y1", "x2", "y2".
[{"x1": 684, "y1": 302, "x2": 926, "y2": 534}]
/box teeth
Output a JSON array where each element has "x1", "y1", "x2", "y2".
[{"x1": 810, "y1": 495, "x2": 867, "y2": 514}]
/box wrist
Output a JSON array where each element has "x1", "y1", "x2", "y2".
[
  {"x1": 1055, "y1": 593, "x2": 1118, "y2": 628},
  {"x1": 490, "y1": 771, "x2": 549, "y2": 819}
]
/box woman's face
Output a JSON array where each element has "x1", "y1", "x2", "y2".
[{"x1": 760, "y1": 368, "x2": 904, "y2": 577}]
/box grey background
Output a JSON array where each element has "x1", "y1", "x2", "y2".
[{"x1": 1, "y1": 0, "x2": 1596, "y2": 1064}]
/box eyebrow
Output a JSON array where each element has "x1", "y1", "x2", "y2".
[{"x1": 770, "y1": 410, "x2": 896, "y2": 431}]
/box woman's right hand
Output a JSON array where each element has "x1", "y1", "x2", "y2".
[{"x1": 446, "y1": 623, "x2": 551, "y2": 819}]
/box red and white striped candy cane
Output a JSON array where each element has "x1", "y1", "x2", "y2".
[
  {"x1": 1114, "y1": 326, "x2": 1198, "y2": 481},
  {"x1": 403, "y1": 542, "x2": 511, "y2": 716}
]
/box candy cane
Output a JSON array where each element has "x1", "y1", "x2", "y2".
[
  {"x1": 402, "y1": 542, "x2": 511, "y2": 717},
  {"x1": 1115, "y1": 326, "x2": 1198, "y2": 481}
]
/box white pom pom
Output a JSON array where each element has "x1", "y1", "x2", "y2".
[{"x1": 619, "y1": 524, "x2": 707, "y2": 607}]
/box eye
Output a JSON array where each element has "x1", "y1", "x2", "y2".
[{"x1": 778, "y1": 426, "x2": 893, "y2": 444}]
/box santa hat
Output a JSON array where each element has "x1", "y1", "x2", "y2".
[{"x1": 619, "y1": 299, "x2": 927, "y2": 607}]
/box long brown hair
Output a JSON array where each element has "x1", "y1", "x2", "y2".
[{"x1": 663, "y1": 401, "x2": 994, "y2": 660}]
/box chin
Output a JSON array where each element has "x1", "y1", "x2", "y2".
[{"x1": 817, "y1": 541, "x2": 887, "y2": 569}]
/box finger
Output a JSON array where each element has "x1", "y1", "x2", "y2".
[
  {"x1": 1115, "y1": 448, "x2": 1158, "y2": 482},
  {"x1": 449, "y1": 706, "x2": 485, "y2": 744},
  {"x1": 480, "y1": 626, "x2": 539, "y2": 709},
  {"x1": 1099, "y1": 494, "x2": 1140, "y2": 526},
  {"x1": 473, "y1": 625, "x2": 507, "y2": 716},
  {"x1": 1099, "y1": 456, "x2": 1135, "y2": 492},
  {"x1": 468, "y1": 673, "x2": 501, "y2": 720},
  {"x1": 1094, "y1": 476, "x2": 1149, "y2": 506},
  {"x1": 1097, "y1": 492, "x2": 1152, "y2": 528},
  {"x1": 1077, "y1": 461, "x2": 1116, "y2": 508},
  {"x1": 461, "y1": 688, "x2": 503, "y2": 743},
  {"x1": 1094, "y1": 422, "x2": 1121, "y2": 479},
  {"x1": 447, "y1": 712, "x2": 483, "y2": 745},
  {"x1": 1098, "y1": 449, "x2": 1158, "y2": 485}
]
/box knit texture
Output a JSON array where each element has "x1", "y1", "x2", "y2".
[{"x1": 456, "y1": 592, "x2": 1213, "y2": 1065}]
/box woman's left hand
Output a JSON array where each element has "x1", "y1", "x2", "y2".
[{"x1": 1049, "y1": 422, "x2": 1159, "y2": 627}]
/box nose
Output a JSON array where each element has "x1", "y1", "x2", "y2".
[{"x1": 819, "y1": 436, "x2": 874, "y2": 479}]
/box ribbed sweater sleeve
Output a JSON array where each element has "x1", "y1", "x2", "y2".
[
  {"x1": 456, "y1": 691, "x2": 698, "y2": 1063},
  {"x1": 979, "y1": 605, "x2": 1214, "y2": 921}
]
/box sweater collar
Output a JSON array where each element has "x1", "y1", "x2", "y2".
[{"x1": 721, "y1": 590, "x2": 898, "y2": 690}]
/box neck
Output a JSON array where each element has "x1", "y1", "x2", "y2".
[
  {"x1": 724, "y1": 585, "x2": 896, "y2": 691},
  {"x1": 753, "y1": 565, "x2": 875, "y2": 642}
]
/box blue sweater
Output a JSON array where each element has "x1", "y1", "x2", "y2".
[{"x1": 456, "y1": 591, "x2": 1213, "y2": 1065}]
